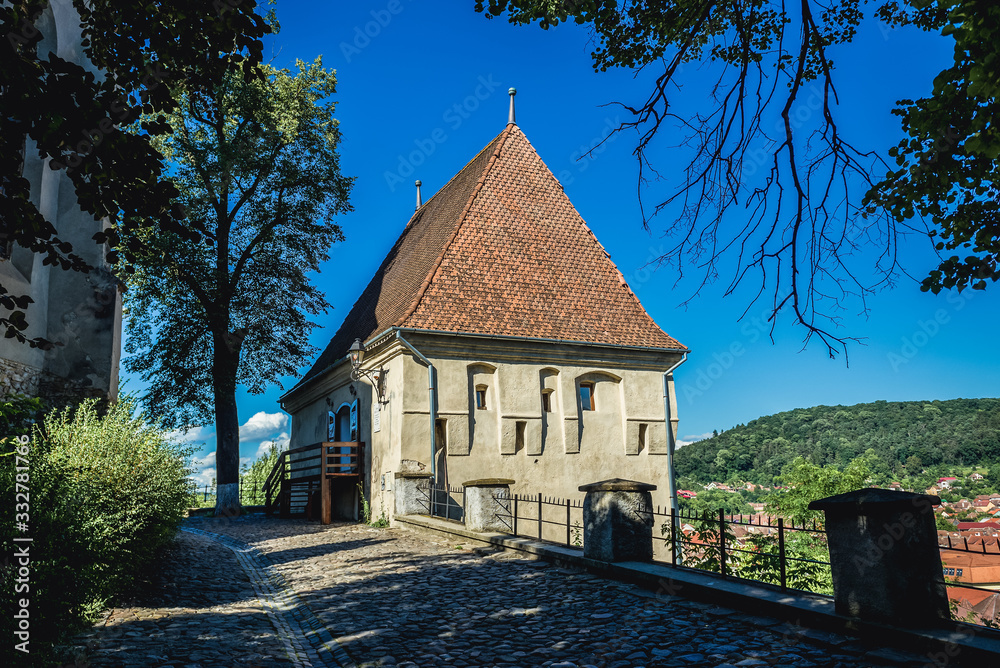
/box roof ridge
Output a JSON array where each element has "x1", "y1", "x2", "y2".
[
  {"x1": 512, "y1": 128, "x2": 673, "y2": 342},
  {"x1": 394, "y1": 125, "x2": 513, "y2": 327},
  {"x1": 401, "y1": 128, "x2": 508, "y2": 231}
]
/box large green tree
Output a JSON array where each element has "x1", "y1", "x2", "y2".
[
  {"x1": 1, "y1": 0, "x2": 270, "y2": 346},
  {"x1": 123, "y1": 58, "x2": 353, "y2": 516},
  {"x1": 475, "y1": 0, "x2": 995, "y2": 357}
]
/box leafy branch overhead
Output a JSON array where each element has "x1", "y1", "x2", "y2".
[
  {"x1": 865, "y1": 0, "x2": 1000, "y2": 294},
  {"x1": 1, "y1": 0, "x2": 271, "y2": 346},
  {"x1": 476, "y1": 0, "x2": 997, "y2": 357}
]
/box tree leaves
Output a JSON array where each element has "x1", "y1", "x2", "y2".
[
  {"x1": 1, "y1": 0, "x2": 271, "y2": 343},
  {"x1": 122, "y1": 58, "x2": 354, "y2": 428}
]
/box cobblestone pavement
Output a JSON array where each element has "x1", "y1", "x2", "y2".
[{"x1": 63, "y1": 515, "x2": 936, "y2": 668}]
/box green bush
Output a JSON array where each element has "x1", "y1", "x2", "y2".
[
  {"x1": 0, "y1": 393, "x2": 42, "y2": 437},
  {"x1": 1, "y1": 397, "x2": 193, "y2": 664}
]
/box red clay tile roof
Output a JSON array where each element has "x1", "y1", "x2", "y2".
[{"x1": 301, "y1": 125, "x2": 685, "y2": 382}]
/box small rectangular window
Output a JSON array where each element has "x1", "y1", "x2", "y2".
[
  {"x1": 541, "y1": 390, "x2": 552, "y2": 413},
  {"x1": 515, "y1": 421, "x2": 526, "y2": 453},
  {"x1": 579, "y1": 382, "x2": 594, "y2": 411},
  {"x1": 476, "y1": 386, "x2": 487, "y2": 410},
  {"x1": 957, "y1": 568, "x2": 964, "y2": 577}
]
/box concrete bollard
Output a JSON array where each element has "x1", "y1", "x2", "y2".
[
  {"x1": 394, "y1": 472, "x2": 434, "y2": 517},
  {"x1": 809, "y1": 488, "x2": 949, "y2": 626},
  {"x1": 579, "y1": 478, "x2": 656, "y2": 562},
  {"x1": 463, "y1": 478, "x2": 515, "y2": 533}
]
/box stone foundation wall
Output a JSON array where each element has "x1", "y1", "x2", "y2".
[
  {"x1": 0, "y1": 357, "x2": 42, "y2": 399},
  {"x1": 1, "y1": 356, "x2": 109, "y2": 406}
]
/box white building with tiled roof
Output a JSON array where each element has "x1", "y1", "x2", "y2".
[{"x1": 280, "y1": 93, "x2": 688, "y2": 521}]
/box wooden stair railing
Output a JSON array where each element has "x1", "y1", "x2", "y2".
[{"x1": 264, "y1": 441, "x2": 365, "y2": 524}]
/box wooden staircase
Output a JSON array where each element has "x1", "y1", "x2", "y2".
[{"x1": 264, "y1": 441, "x2": 364, "y2": 524}]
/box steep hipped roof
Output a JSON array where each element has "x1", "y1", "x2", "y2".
[{"x1": 301, "y1": 124, "x2": 685, "y2": 383}]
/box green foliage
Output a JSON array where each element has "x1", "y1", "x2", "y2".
[
  {"x1": 0, "y1": 393, "x2": 42, "y2": 437},
  {"x1": 0, "y1": 397, "x2": 192, "y2": 662},
  {"x1": 358, "y1": 482, "x2": 372, "y2": 524},
  {"x1": 675, "y1": 398, "x2": 1000, "y2": 487},
  {"x1": 357, "y1": 482, "x2": 389, "y2": 528},
  {"x1": 122, "y1": 54, "x2": 352, "y2": 515},
  {"x1": 240, "y1": 443, "x2": 280, "y2": 504},
  {"x1": 679, "y1": 488, "x2": 753, "y2": 516},
  {"x1": 662, "y1": 512, "x2": 738, "y2": 575},
  {"x1": 369, "y1": 504, "x2": 390, "y2": 528},
  {"x1": 866, "y1": 0, "x2": 1000, "y2": 294},
  {"x1": 766, "y1": 453, "x2": 876, "y2": 525},
  {"x1": 123, "y1": 57, "x2": 354, "y2": 427},
  {"x1": 738, "y1": 531, "x2": 833, "y2": 595},
  {"x1": 662, "y1": 511, "x2": 833, "y2": 594}
]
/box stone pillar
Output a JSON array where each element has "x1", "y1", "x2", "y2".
[
  {"x1": 394, "y1": 473, "x2": 433, "y2": 517},
  {"x1": 463, "y1": 479, "x2": 515, "y2": 533},
  {"x1": 809, "y1": 489, "x2": 949, "y2": 626},
  {"x1": 579, "y1": 479, "x2": 656, "y2": 562}
]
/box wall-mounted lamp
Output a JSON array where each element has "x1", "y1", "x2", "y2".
[{"x1": 348, "y1": 338, "x2": 386, "y2": 404}]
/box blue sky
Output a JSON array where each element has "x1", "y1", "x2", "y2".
[{"x1": 126, "y1": 3, "x2": 1000, "y2": 483}]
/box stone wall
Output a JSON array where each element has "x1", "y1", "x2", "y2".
[
  {"x1": 0, "y1": 358, "x2": 42, "y2": 399},
  {"x1": 1, "y1": 356, "x2": 108, "y2": 406}
]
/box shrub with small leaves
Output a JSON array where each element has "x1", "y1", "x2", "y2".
[{"x1": 1, "y1": 396, "x2": 193, "y2": 664}]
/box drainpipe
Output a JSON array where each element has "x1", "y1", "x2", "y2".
[
  {"x1": 662, "y1": 352, "x2": 688, "y2": 516},
  {"x1": 395, "y1": 330, "x2": 438, "y2": 483}
]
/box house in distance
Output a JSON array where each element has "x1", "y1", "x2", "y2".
[{"x1": 279, "y1": 90, "x2": 688, "y2": 521}]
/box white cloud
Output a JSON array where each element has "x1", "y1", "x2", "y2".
[
  {"x1": 255, "y1": 432, "x2": 289, "y2": 459},
  {"x1": 167, "y1": 424, "x2": 215, "y2": 445},
  {"x1": 191, "y1": 450, "x2": 216, "y2": 469},
  {"x1": 676, "y1": 432, "x2": 715, "y2": 449},
  {"x1": 190, "y1": 467, "x2": 216, "y2": 490},
  {"x1": 240, "y1": 412, "x2": 289, "y2": 442}
]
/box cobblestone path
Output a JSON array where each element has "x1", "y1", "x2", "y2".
[{"x1": 64, "y1": 515, "x2": 934, "y2": 668}]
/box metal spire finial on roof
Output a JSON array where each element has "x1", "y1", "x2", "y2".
[
  {"x1": 415, "y1": 180, "x2": 422, "y2": 210},
  {"x1": 508, "y1": 87, "x2": 517, "y2": 125}
]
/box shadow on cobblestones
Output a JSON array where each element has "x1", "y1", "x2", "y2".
[
  {"x1": 57, "y1": 530, "x2": 294, "y2": 667},
  {"x1": 57, "y1": 516, "x2": 935, "y2": 668},
  {"x1": 195, "y1": 517, "x2": 927, "y2": 668}
]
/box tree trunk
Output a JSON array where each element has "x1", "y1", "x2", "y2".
[{"x1": 213, "y1": 340, "x2": 241, "y2": 517}]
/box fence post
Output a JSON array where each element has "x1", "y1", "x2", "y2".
[
  {"x1": 671, "y1": 508, "x2": 679, "y2": 565},
  {"x1": 462, "y1": 479, "x2": 514, "y2": 532},
  {"x1": 719, "y1": 509, "x2": 727, "y2": 577},
  {"x1": 579, "y1": 479, "x2": 656, "y2": 562},
  {"x1": 809, "y1": 489, "x2": 948, "y2": 626},
  {"x1": 394, "y1": 473, "x2": 434, "y2": 516},
  {"x1": 566, "y1": 498, "x2": 571, "y2": 546},
  {"x1": 778, "y1": 518, "x2": 787, "y2": 590},
  {"x1": 538, "y1": 493, "x2": 543, "y2": 539},
  {"x1": 514, "y1": 494, "x2": 519, "y2": 536}
]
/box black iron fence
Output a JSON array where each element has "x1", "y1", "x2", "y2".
[
  {"x1": 936, "y1": 537, "x2": 1000, "y2": 628},
  {"x1": 419, "y1": 482, "x2": 465, "y2": 523},
  {"x1": 492, "y1": 491, "x2": 585, "y2": 547},
  {"x1": 192, "y1": 479, "x2": 268, "y2": 507},
  {"x1": 651, "y1": 507, "x2": 832, "y2": 595}
]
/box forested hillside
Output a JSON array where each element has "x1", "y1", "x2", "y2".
[{"x1": 675, "y1": 398, "x2": 1000, "y2": 486}]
